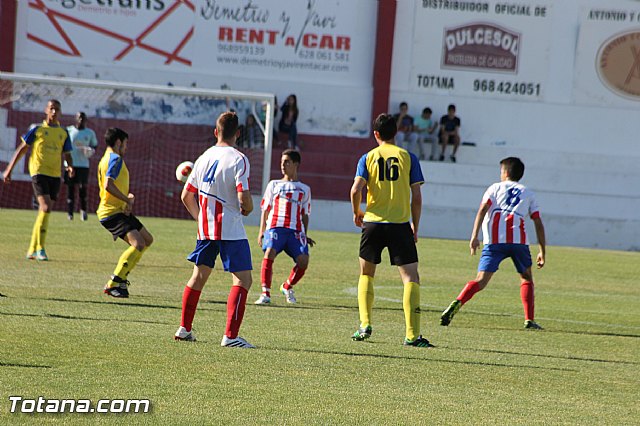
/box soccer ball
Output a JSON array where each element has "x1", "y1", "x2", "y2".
[{"x1": 175, "y1": 161, "x2": 194, "y2": 184}]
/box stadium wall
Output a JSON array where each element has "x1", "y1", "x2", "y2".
[
  {"x1": 385, "y1": 0, "x2": 640, "y2": 251},
  {"x1": 2, "y1": 1, "x2": 640, "y2": 250}
]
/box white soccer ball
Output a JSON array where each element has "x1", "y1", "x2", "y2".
[{"x1": 175, "y1": 161, "x2": 194, "y2": 184}]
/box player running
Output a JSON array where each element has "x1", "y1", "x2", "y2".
[
  {"x1": 97, "y1": 128, "x2": 153, "y2": 298},
  {"x1": 174, "y1": 112, "x2": 255, "y2": 348},
  {"x1": 254, "y1": 149, "x2": 314, "y2": 305},
  {"x1": 440, "y1": 157, "x2": 546, "y2": 329},
  {"x1": 350, "y1": 113, "x2": 433, "y2": 347},
  {"x1": 2, "y1": 99, "x2": 74, "y2": 261}
]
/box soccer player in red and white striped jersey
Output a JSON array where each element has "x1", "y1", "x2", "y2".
[
  {"x1": 254, "y1": 149, "x2": 314, "y2": 305},
  {"x1": 174, "y1": 112, "x2": 255, "y2": 348},
  {"x1": 440, "y1": 157, "x2": 547, "y2": 329}
]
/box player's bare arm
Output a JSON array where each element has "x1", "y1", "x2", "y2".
[
  {"x1": 239, "y1": 190, "x2": 253, "y2": 216},
  {"x1": 180, "y1": 186, "x2": 199, "y2": 221},
  {"x1": 2, "y1": 142, "x2": 29, "y2": 183},
  {"x1": 64, "y1": 152, "x2": 75, "y2": 179},
  {"x1": 532, "y1": 216, "x2": 546, "y2": 268},
  {"x1": 350, "y1": 177, "x2": 366, "y2": 228},
  {"x1": 302, "y1": 213, "x2": 315, "y2": 247},
  {"x1": 258, "y1": 207, "x2": 269, "y2": 246},
  {"x1": 105, "y1": 177, "x2": 133, "y2": 214},
  {"x1": 470, "y1": 202, "x2": 490, "y2": 255},
  {"x1": 410, "y1": 183, "x2": 422, "y2": 243}
]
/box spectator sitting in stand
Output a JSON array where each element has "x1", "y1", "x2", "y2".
[
  {"x1": 439, "y1": 104, "x2": 461, "y2": 163},
  {"x1": 414, "y1": 107, "x2": 438, "y2": 161},
  {"x1": 392, "y1": 102, "x2": 419, "y2": 156}
]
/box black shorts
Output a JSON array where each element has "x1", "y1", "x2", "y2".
[
  {"x1": 64, "y1": 167, "x2": 90, "y2": 185},
  {"x1": 32, "y1": 175, "x2": 61, "y2": 200},
  {"x1": 359, "y1": 222, "x2": 418, "y2": 266},
  {"x1": 100, "y1": 213, "x2": 144, "y2": 241}
]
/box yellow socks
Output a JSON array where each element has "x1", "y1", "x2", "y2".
[
  {"x1": 28, "y1": 221, "x2": 38, "y2": 254},
  {"x1": 111, "y1": 246, "x2": 143, "y2": 285},
  {"x1": 127, "y1": 246, "x2": 147, "y2": 272},
  {"x1": 357, "y1": 275, "x2": 374, "y2": 328},
  {"x1": 403, "y1": 282, "x2": 421, "y2": 341},
  {"x1": 29, "y1": 211, "x2": 50, "y2": 252}
]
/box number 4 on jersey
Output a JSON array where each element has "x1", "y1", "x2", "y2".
[{"x1": 204, "y1": 160, "x2": 219, "y2": 183}]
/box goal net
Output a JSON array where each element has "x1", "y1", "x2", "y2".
[{"x1": 0, "y1": 72, "x2": 275, "y2": 219}]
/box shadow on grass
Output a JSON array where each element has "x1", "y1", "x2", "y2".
[
  {"x1": 32, "y1": 296, "x2": 186, "y2": 311},
  {"x1": 441, "y1": 346, "x2": 640, "y2": 365},
  {"x1": 54, "y1": 258, "x2": 187, "y2": 271},
  {"x1": 0, "y1": 362, "x2": 52, "y2": 369},
  {"x1": 557, "y1": 329, "x2": 640, "y2": 339},
  {"x1": 450, "y1": 323, "x2": 640, "y2": 339},
  {"x1": 267, "y1": 347, "x2": 576, "y2": 372},
  {"x1": 249, "y1": 302, "x2": 427, "y2": 313},
  {"x1": 0, "y1": 310, "x2": 169, "y2": 325}
]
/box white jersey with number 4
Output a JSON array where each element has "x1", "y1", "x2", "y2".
[
  {"x1": 185, "y1": 146, "x2": 250, "y2": 241},
  {"x1": 261, "y1": 179, "x2": 311, "y2": 233},
  {"x1": 481, "y1": 180, "x2": 540, "y2": 245}
]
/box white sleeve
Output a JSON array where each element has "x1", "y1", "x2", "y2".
[
  {"x1": 528, "y1": 189, "x2": 540, "y2": 217},
  {"x1": 481, "y1": 184, "x2": 495, "y2": 206},
  {"x1": 261, "y1": 181, "x2": 274, "y2": 211},
  {"x1": 303, "y1": 186, "x2": 311, "y2": 216},
  {"x1": 235, "y1": 154, "x2": 250, "y2": 192}
]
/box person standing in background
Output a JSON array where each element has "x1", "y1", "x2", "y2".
[
  {"x1": 2, "y1": 99, "x2": 74, "y2": 261},
  {"x1": 279, "y1": 94, "x2": 299, "y2": 150},
  {"x1": 65, "y1": 111, "x2": 98, "y2": 221}
]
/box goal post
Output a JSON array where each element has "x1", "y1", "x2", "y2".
[{"x1": 0, "y1": 71, "x2": 275, "y2": 218}]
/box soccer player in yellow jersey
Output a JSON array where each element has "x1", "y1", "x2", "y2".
[
  {"x1": 350, "y1": 113, "x2": 434, "y2": 347},
  {"x1": 97, "y1": 128, "x2": 153, "y2": 298},
  {"x1": 2, "y1": 99, "x2": 74, "y2": 261}
]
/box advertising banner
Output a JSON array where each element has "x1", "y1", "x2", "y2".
[
  {"x1": 574, "y1": 4, "x2": 640, "y2": 108},
  {"x1": 21, "y1": 0, "x2": 197, "y2": 67},
  {"x1": 17, "y1": 0, "x2": 375, "y2": 88},
  {"x1": 411, "y1": 0, "x2": 553, "y2": 101},
  {"x1": 194, "y1": 0, "x2": 375, "y2": 86}
]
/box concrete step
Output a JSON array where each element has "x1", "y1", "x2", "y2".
[
  {"x1": 421, "y1": 160, "x2": 640, "y2": 197},
  {"x1": 424, "y1": 181, "x2": 639, "y2": 221},
  {"x1": 453, "y1": 145, "x2": 640, "y2": 175}
]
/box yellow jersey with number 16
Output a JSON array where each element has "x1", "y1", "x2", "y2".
[{"x1": 354, "y1": 143, "x2": 424, "y2": 224}]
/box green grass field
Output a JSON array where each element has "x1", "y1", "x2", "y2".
[{"x1": 0, "y1": 209, "x2": 638, "y2": 425}]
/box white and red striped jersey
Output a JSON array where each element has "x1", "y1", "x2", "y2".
[
  {"x1": 260, "y1": 179, "x2": 311, "y2": 232},
  {"x1": 481, "y1": 180, "x2": 540, "y2": 245},
  {"x1": 185, "y1": 146, "x2": 250, "y2": 241}
]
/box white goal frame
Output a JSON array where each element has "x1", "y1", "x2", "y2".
[{"x1": 0, "y1": 71, "x2": 276, "y2": 194}]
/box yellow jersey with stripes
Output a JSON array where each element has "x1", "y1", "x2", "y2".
[
  {"x1": 355, "y1": 143, "x2": 424, "y2": 223},
  {"x1": 22, "y1": 120, "x2": 72, "y2": 177},
  {"x1": 97, "y1": 148, "x2": 130, "y2": 220}
]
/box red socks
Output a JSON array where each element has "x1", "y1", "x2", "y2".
[
  {"x1": 520, "y1": 281, "x2": 535, "y2": 321},
  {"x1": 283, "y1": 266, "x2": 306, "y2": 290},
  {"x1": 261, "y1": 258, "x2": 273, "y2": 295},
  {"x1": 455, "y1": 279, "x2": 535, "y2": 320},
  {"x1": 226, "y1": 286, "x2": 248, "y2": 339},
  {"x1": 180, "y1": 286, "x2": 202, "y2": 332},
  {"x1": 457, "y1": 280, "x2": 481, "y2": 305}
]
